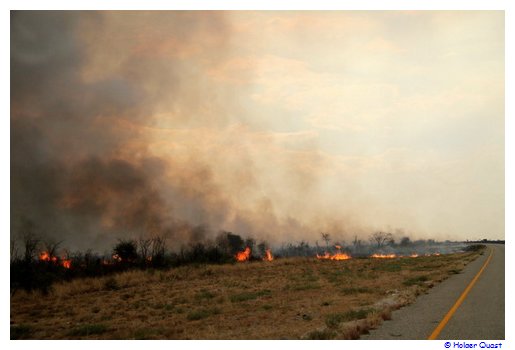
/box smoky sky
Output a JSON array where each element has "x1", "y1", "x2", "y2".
[
  {"x1": 10, "y1": 11, "x2": 504, "y2": 251},
  {"x1": 10, "y1": 11, "x2": 229, "y2": 250}
]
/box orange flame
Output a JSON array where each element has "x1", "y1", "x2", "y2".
[
  {"x1": 263, "y1": 249, "x2": 274, "y2": 261},
  {"x1": 371, "y1": 253, "x2": 397, "y2": 259},
  {"x1": 334, "y1": 245, "x2": 342, "y2": 250},
  {"x1": 112, "y1": 254, "x2": 122, "y2": 262},
  {"x1": 61, "y1": 259, "x2": 72, "y2": 269},
  {"x1": 235, "y1": 247, "x2": 251, "y2": 262},
  {"x1": 39, "y1": 251, "x2": 58, "y2": 263},
  {"x1": 410, "y1": 253, "x2": 419, "y2": 258},
  {"x1": 39, "y1": 251, "x2": 71, "y2": 268},
  {"x1": 316, "y1": 252, "x2": 352, "y2": 260}
]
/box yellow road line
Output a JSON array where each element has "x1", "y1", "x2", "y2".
[{"x1": 428, "y1": 247, "x2": 494, "y2": 340}]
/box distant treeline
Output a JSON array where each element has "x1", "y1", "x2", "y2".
[
  {"x1": 464, "y1": 239, "x2": 505, "y2": 244},
  {"x1": 10, "y1": 229, "x2": 470, "y2": 295},
  {"x1": 10, "y1": 231, "x2": 274, "y2": 295}
]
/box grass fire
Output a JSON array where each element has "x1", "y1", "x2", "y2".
[
  {"x1": 10, "y1": 10, "x2": 503, "y2": 341},
  {"x1": 10, "y1": 229, "x2": 486, "y2": 339}
]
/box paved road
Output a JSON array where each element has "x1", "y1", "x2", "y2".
[{"x1": 362, "y1": 244, "x2": 504, "y2": 340}]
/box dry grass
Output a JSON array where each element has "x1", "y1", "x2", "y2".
[{"x1": 10, "y1": 249, "x2": 482, "y2": 339}]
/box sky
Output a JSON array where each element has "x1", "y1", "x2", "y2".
[{"x1": 10, "y1": 11, "x2": 504, "y2": 250}]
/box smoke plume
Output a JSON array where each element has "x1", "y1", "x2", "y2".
[
  {"x1": 10, "y1": 11, "x2": 347, "y2": 250},
  {"x1": 12, "y1": 11, "x2": 503, "y2": 251}
]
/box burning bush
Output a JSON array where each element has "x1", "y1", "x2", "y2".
[
  {"x1": 235, "y1": 247, "x2": 251, "y2": 262},
  {"x1": 112, "y1": 240, "x2": 138, "y2": 264}
]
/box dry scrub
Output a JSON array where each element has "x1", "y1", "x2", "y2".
[{"x1": 10, "y1": 249, "x2": 482, "y2": 339}]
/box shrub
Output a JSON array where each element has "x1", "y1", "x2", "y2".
[
  {"x1": 325, "y1": 309, "x2": 373, "y2": 328},
  {"x1": 186, "y1": 307, "x2": 221, "y2": 321},
  {"x1": 305, "y1": 329, "x2": 336, "y2": 340},
  {"x1": 464, "y1": 244, "x2": 486, "y2": 252},
  {"x1": 194, "y1": 289, "x2": 216, "y2": 300},
  {"x1": 103, "y1": 277, "x2": 120, "y2": 291},
  {"x1": 403, "y1": 275, "x2": 429, "y2": 286},
  {"x1": 113, "y1": 240, "x2": 138, "y2": 264},
  {"x1": 230, "y1": 289, "x2": 271, "y2": 303},
  {"x1": 340, "y1": 287, "x2": 373, "y2": 295}
]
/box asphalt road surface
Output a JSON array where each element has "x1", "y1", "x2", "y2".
[{"x1": 362, "y1": 244, "x2": 504, "y2": 340}]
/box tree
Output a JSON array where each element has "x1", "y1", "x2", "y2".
[
  {"x1": 257, "y1": 241, "x2": 267, "y2": 257},
  {"x1": 227, "y1": 232, "x2": 245, "y2": 255},
  {"x1": 150, "y1": 236, "x2": 166, "y2": 266},
  {"x1": 244, "y1": 238, "x2": 256, "y2": 253},
  {"x1": 113, "y1": 239, "x2": 138, "y2": 263},
  {"x1": 369, "y1": 232, "x2": 393, "y2": 248},
  {"x1": 138, "y1": 237, "x2": 152, "y2": 263},
  {"x1": 352, "y1": 235, "x2": 362, "y2": 253},
  {"x1": 10, "y1": 238, "x2": 19, "y2": 264},
  {"x1": 400, "y1": 237, "x2": 411, "y2": 247},
  {"x1": 42, "y1": 239, "x2": 64, "y2": 261},
  {"x1": 216, "y1": 232, "x2": 244, "y2": 255},
  {"x1": 321, "y1": 232, "x2": 331, "y2": 250},
  {"x1": 22, "y1": 233, "x2": 40, "y2": 263}
]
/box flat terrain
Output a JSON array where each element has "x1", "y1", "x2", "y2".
[
  {"x1": 363, "y1": 244, "x2": 504, "y2": 340},
  {"x1": 10, "y1": 250, "x2": 483, "y2": 339}
]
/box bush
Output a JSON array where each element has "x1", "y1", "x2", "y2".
[
  {"x1": 103, "y1": 277, "x2": 120, "y2": 291},
  {"x1": 229, "y1": 289, "x2": 271, "y2": 303},
  {"x1": 325, "y1": 309, "x2": 373, "y2": 328},
  {"x1": 403, "y1": 275, "x2": 429, "y2": 286},
  {"x1": 340, "y1": 287, "x2": 373, "y2": 295},
  {"x1": 186, "y1": 307, "x2": 221, "y2": 321},
  {"x1": 464, "y1": 244, "x2": 486, "y2": 252},
  {"x1": 305, "y1": 329, "x2": 336, "y2": 340},
  {"x1": 113, "y1": 240, "x2": 138, "y2": 264}
]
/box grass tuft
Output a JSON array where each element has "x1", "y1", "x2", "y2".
[
  {"x1": 229, "y1": 289, "x2": 271, "y2": 303},
  {"x1": 403, "y1": 275, "x2": 429, "y2": 286},
  {"x1": 340, "y1": 287, "x2": 373, "y2": 295},
  {"x1": 305, "y1": 329, "x2": 336, "y2": 340},
  {"x1": 186, "y1": 307, "x2": 221, "y2": 321},
  {"x1": 194, "y1": 289, "x2": 217, "y2": 300},
  {"x1": 289, "y1": 282, "x2": 321, "y2": 291},
  {"x1": 325, "y1": 308, "x2": 373, "y2": 328},
  {"x1": 103, "y1": 277, "x2": 120, "y2": 291},
  {"x1": 68, "y1": 323, "x2": 109, "y2": 337}
]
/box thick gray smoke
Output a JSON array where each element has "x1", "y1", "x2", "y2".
[
  {"x1": 13, "y1": 11, "x2": 482, "y2": 253},
  {"x1": 11, "y1": 11, "x2": 235, "y2": 250}
]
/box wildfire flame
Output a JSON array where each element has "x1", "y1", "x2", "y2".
[
  {"x1": 334, "y1": 245, "x2": 342, "y2": 250},
  {"x1": 39, "y1": 251, "x2": 58, "y2": 263},
  {"x1": 61, "y1": 259, "x2": 72, "y2": 269},
  {"x1": 263, "y1": 249, "x2": 274, "y2": 261},
  {"x1": 316, "y1": 252, "x2": 352, "y2": 260},
  {"x1": 410, "y1": 253, "x2": 419, "y2": 258},
  {"x1": 370, "y1": 253, "x2": 397, "y2": 259},
  {"x1": 39, "y1": 251, "x2": 71, "y2": 268},
  {"x1": 235, "y1": 247, "x2": 251, "y2": 262}
]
